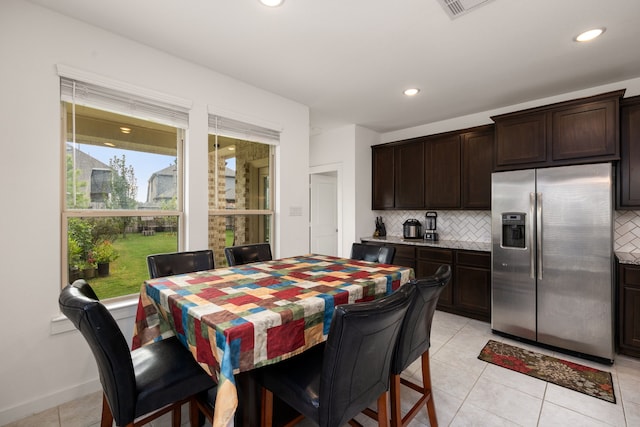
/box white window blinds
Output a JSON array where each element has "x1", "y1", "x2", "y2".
[
  {"x1": 60, "y1": 77, "x2": 190, "y2": 129},
  {"x1": 208, "y1": 115, "x2": 280, "y2": 144}
]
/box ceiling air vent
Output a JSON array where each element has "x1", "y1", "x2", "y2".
[{"x1": 436, "y1": 0, "x2": 495, "y2": 19}]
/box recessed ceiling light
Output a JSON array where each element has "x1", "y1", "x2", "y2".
[
  {"x1": 404, "y1": 88, "x2": 420, "y2": 96},
  {"x1": 120, "y1": 127, "x2": 131, "y2": 134},
  {"x1": 575, "y1": 28, "x2": 605, "y2": 42},
  {"x1": 104, "y1": 142, "x2": 115, "y2": 147},
  {"x1": 259, "y1": 0, "x2": 284, "y2": 6}
]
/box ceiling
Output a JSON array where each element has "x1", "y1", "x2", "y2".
[{"x1": 28, "y1": 0, "x2": 640, "y2": 134}]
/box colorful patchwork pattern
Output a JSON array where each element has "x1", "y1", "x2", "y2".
[{"x1": 132, "y1": 254, "x2": 414, "y2": 427}]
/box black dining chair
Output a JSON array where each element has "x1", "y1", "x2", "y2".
[
  {"x1": 147, "y1": 249, "x2": 215, "y2": 279},
  {"x1": 350, "y1": 242, "x2": 396, "y2": 264},
  {"x1": 389, "y1": 265, "x2": 451, "y2": 427},
  {"x1": 146, "y1": 250, "x2": 218, "y2": 423},
  {"x1": 224, "y1": 243, "x2": 273, "y2": 266},
  {"x1": 59, "y1": 279, "x2": 216, "y2": 427},
  {"x1": 256, "y1": 283, "x2": 416, "y2": 427}
]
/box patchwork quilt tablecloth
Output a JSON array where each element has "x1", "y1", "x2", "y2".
[{"x1": 132, "y1": 254, "x2": 414, "y2": 427}]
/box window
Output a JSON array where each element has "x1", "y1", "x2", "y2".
[
  {"x1": 208, "y1": 115, "x2": 278, "y2": 266},
  {"x1": 61, "y1": 75, "x2": 187, "y2": 300}
]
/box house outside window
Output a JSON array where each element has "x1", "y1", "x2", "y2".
[
  {"x1": 208, "y1": 115, "x2": 278, "y2": 267},
  {"x1": 61, "y1": 75, "x2": 187, "y2": 300},
  {"x1": 90, "y1": 168, "x2": 112, "y2": 204}
]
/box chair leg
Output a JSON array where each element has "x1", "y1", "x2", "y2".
[
  {"x1": 261, "y1": 387, "x2": 274, "y2": 427},
  {"x1": 420, "y1": 351, "x2": 437, "y2": 427},
  {"x1": 260, "y1": 386, "x2": 306, "y2": 427},
  {"x1": 356, "y1": 391, "x2": 390, "y2": 427},
  {"x1": 389, "y1": 373, "x2": 402, "y2": 427},
  {"x1": 171, "y1": 405, "x2": 181, "y2": 427},
  {"x1": 376, "y1": 391, "x2": 389, "y2": 427},
  {"x1": 189, "y1": 398, "x2": 201, "y2": 427},
  {"x1": 101, "y1": 393, "x2": 114, "y2": 427},
  {"x1": 391, "y1": 350, "x2": 438, "y2": 427}
]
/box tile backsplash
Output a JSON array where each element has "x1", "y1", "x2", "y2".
[
  {"x1": 372, "y1": 210, "x2": 491, "y2": 242},
  {"x1": 615, "y1": 210, "x2": 640, "y2": 252},
  {"x1": 373, "y1": 209, "x2": 640, "y2": 252}
]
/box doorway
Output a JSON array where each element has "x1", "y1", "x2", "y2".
[{"x1": 310, "y1": 166, "x2": 341, "y2": 256}]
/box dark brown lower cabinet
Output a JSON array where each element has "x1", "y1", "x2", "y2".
[
  {"x1": 360, "y1": 241, "x2": 491, "y2": 321},
  {"x1": 387, "y1": 243, "x2": 416, "y2": 269},
  {"x1": 359, "y1": 240, "x2": 416, "y2": 269},
  {"x1": 416, "y1": 247, "x2": 453, "y2": 308},
  {"x1": 618, "y1": 263, "x2": 640, "y2": 357},
  {"x1": 416, "y1": 247, "x2": 491, "y2": 322},
  {"x1": 454, "y1": 251, "x2": 491, "y2": 321}
]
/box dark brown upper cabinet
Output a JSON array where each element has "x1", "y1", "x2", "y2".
[
  {"x1": 462, "y1": 126, "x2": 494, "y2": 209},
  {"x1": 372, "y1": 145, "x2": 395, "y2": 209},
  {"x1": 424, "y1": 125, "x2": 494, "y2": 210},
  {"x1": 372, "y1": 125, "x2": 493, "y2": 210},
  {"x1": 425, "y1": 134, "x2": 461, "y2": 209},
  {"x1": 372, "y1": 139, "x2": 425, "y2": 209},
  {"x1": 493, "y1": 112, "x2": 547, "y2": 168},
  {"x1": 618, "y1": 95, "x2": 640, "y2": 208},
  {"x1": 492, "y1": 90, "x2": 624, "y2": 171},
  {"x1": 395, "y1": 141, "x2": 425, "y2": 208}
]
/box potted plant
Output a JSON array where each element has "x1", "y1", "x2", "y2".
[
  {"x1": 93, "y1": 240, "x2": 119, "y2": 277},
  {"x1": 68, "y1": 236, "x2": 83, "y2": 282},
  {"x1": 79, "y1": 257, "x2": 97, "y2": 279}
]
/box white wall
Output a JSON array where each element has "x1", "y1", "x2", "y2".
[
  {"x1": 310, "y1": 125, "x2": 381, "y2": 257},
  {"x1": 0, "y1": 1, "x2": 309, "y2": 424},
  {"x1": 310, "y1": 125, "x2": 355, "y2": 257},
  {"x1": 354, "y1": 126, "x2": 380, "y2": 240}
]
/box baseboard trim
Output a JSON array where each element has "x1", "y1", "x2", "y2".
[{"x1": 0, "y1": 379, "x2": 101, "y2": 426}]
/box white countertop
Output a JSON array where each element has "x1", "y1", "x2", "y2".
[
  {"x1": 361, "y1": 235, "x2": 491, "y2": 252},
  {"x1": 616, "y1": 252, "x2": 640, "y2": 265}
]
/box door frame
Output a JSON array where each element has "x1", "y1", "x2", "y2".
[{"x1": 309, "y1": 163, "x2": 342, "y2": 256}]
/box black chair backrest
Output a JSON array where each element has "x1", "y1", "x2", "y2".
[
  {"x1": 147, "y1": 249, "x2": 214, "y2": 278},
  {"x1": 59, "y1": 280, "x2": 137, "y2": 425},
  {"x1": 319, "y1": 284, "x2": 415, "y2": 426},
  {"x1": 392, "y1": 265, "x2": 452, "y2": 374},
  {"x1": 350, "y1": 242, "x2": 396, "y2": 264},
  {"x1": 224, "y1": 243, "x2": 273, "y2": 266}
]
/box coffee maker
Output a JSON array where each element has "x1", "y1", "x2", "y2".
[{"x1": 424, "y1": 211, "x2": 439, "y2": 241}]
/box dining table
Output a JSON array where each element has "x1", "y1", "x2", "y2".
[{"x1": 132, "y1": 253, "x2": 415, "y2": 427}]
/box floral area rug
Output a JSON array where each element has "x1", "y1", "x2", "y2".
[{"x1": 478, "y1": 340, "x2": 615, "y2": 403}]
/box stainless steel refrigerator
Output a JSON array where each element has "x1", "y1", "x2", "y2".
[{"x1": 491, "y1": 163, "x2": 614, "y2": 362}]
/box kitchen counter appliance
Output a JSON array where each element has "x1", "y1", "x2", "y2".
[
  {"x1": 374, "y1": 216, "x2": 386, "y2": 237},
  {"x1": 491, "y1": 163, "x2": 614, "y2": 363},
  {"x1": 424, "y1": 211, "x2": 438, "y2": 241},
  {"x1": 403, "y1": 219, "x2": 422, "y2": 239}
]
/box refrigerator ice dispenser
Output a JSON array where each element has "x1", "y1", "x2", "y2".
[{"x1": 501, "y1": 212, "x2": 525, "y2": 249}]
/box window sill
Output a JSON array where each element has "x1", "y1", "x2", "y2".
[{"x1": 51, "y1": 295, "x2": 139, "y2": 335}]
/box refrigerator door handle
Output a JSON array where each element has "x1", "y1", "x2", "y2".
[
  {"x1": 530, "y1": 192, "x2": 536, "y2": 279},
  {"x1": 537, "y1": 192, "x2": 543, "y2": 279}
]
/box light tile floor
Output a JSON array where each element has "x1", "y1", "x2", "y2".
[{"x1": 6, "y1": 311, "x2": 640, "y2": 426}]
